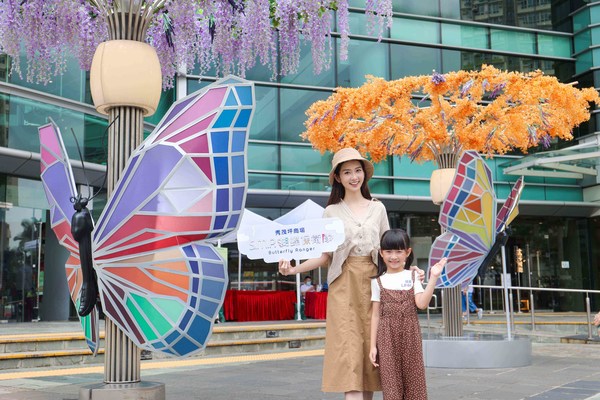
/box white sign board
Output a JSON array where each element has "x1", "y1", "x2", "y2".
[
  {"x1": 237, "y1": 217, "x2": 345, "y2": 262},
  {"x1": 561, "y1": 261, "x2": 570, "y2": 269}
]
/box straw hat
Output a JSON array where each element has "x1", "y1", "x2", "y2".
[{"x1": 328, "y1": 148, "x2": 374, "y2": 185}]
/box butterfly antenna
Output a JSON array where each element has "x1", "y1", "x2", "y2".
[
  {"x1": 69, "y1": 127, "x2": 92, "y2": 201},
  {"x1": 89, "y1": 114, "x2": 120, "y2": 202}
]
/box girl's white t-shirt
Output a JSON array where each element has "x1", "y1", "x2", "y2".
[{"x1": 370, "y1": 269, "x2": 424, "y2": 302}]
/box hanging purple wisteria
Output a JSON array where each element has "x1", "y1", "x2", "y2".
[{"x1": 0, "y1": 0, "x2": 393, "y2": 89}]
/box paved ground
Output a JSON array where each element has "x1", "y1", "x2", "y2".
[
  {"x1": 0, "y1": 341, "x2": 599, "y2": 399},
  {"x1": 1, "y1": 315, "x2": 599, "y2": 400}
]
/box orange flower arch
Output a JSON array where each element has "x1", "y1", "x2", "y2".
[{"x1": 303, "y1": 65, "x2": 600, "y2": 165}]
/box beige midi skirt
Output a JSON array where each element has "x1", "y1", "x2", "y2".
[{"x1": 322, "y1": 256, "x2": 381, "y2": 393}]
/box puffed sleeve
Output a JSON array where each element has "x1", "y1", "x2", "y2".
[{"x1": 371, "y1": 278, "x2": 381, "y2": 302}]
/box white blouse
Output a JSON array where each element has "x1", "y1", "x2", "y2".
[
  {"x1": 323, "y1": 199, "x2": 390, "y2": 284},
  {"x1": 370, "y1": 270, "x2": 424, "y2": 302}
]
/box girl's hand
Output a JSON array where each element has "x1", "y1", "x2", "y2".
[
  {"x1": 369, "y1": 347, "x2": 379, "y2": 367},
  {"x1": 594, "y1": 311, "x2": 600, "y2": 327},
  {"x1": 278, "y1": 259, "x2": 294, "y2": 276},
  {"x1": 410, "y1": 266, "x2": 426, "y2": 282},
  {"x1": 429, "y1": 257, "x2": 447, "y2": 280}
]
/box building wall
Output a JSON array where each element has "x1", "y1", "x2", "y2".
[{"x1": 1, "y1": 0, "x2": 599, "y2": 321}]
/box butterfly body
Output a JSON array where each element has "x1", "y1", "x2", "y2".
[
  {"x1": 70, "y1": 195, "x2": 98, "y2": 317},
  {"x1": 429, "y1": 151, "x2": 524, "y2": 288},
  {"x1": 40, "y1": 76, "x2": 254, "y2": 356}
]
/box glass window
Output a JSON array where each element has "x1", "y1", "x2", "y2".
[
  {"x1": 393, "y1": 1, "x2": 440, "y2": 16},
  {"x1": 574, "y1": 31, "x2": 590, "y2": 57},
  {"x1": 9, "y1": 51, "x2": 88, "y2": 104},
  {"x1": 249, "y1": 173, "x2": 278, "y2": 190},
  {"x1": 250, "y1": 85, "x2": 278, "y2": 141},
  {"x1": 280, "y1": 40, "x2": 335, "y2": 87},
  {"x1": 186, "y1": 78, "x2": 211, "y2": 95},
  {"x1": 537, "y1": 34, "x2": 571, "y2": 57},
  {"x1": 248, "y1": 143, "x2": 279, "y2": 171},
  {"x1": 0, "y1": 175, "x2": 47, "y2": 322},
  {"x1": 337, "y1": 38, "x2": 389, "y2": 87},
  {"x1": 390, "y1": 18, "x2": 440, "y2": 45},
  {"x1": 280, "y1": 88, "x2": 331, "y2": 142},
  {"x1": 280, "y1": 145, "x2": 331, "y2": 174},
  {"x1": 340, "y1": 11, "x2": 389, "y2": 39},
  {"x1": 490, "y1": 29, "x2": 536, "y2": 53},
  {"x1": 576, "y1": 49, "x2": 593, "y2": 75},
  {"x1": 390, "y1": 44, "x2": 441, "y2": 79},
  {"x1": 1, "y1": 93, "x2": 89, "y2": 156},
  {"x1": 281, "y1": 174, "x2": 329, "y2": 192},
  {"x1": 572, "y1": 8, "x2": 590, "y2": 32},
  {"x1": 441, "y1": 23, "x2": 488, "y2": 49}
]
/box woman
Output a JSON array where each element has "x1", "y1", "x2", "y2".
[{"x1": 280, "y1": 148, "x2": 422, "y2": 400}]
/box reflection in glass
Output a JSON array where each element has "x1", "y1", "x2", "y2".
[
  {"x1": 337, "y1": 38, "x2": 389, "y2": 87},
  {"x1": 390, "y1": 45, "x2": 440, "y2": 79},
  {"x1": 280, "y1": 145, "x2": 331, "y2": 173},
  {"x1": 280, "y1": 88, "x2": 331, "y2": 142},
  {"x1": 250, "y1": 86, "x2": 278, "y2": 141}
]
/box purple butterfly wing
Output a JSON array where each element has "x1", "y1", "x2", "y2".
[
  {"x1": 496, "y1": 177, "x2": 524, "y2": 233},
  {"x1": 39, "y1": 121, "x2": 100, "y2": 355}
]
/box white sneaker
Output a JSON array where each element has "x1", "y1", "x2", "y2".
[{"x1": 477, "y1": 309, "x2": 483, "y2": 319}]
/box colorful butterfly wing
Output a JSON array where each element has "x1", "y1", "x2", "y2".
[
  {"x1": 96, "y1": 244, "x2": 227, "y2": 356},
  {"x1": 93, "y1": 76, "x2": 252, "y2": 260},
  {"x1": 496, "y1": 177, "x2": 524, "y2": 233},
  {"x1": 429, "y1": 151, "x2": 496, "y2": 288},
  {"x1": 92, "y1": 76, "x2": 253, "y2": 356},
  {"x1": 430, "y1": 231, "x2": 491, "y2": 288},
  {"x1": 39, "y1": 122, "x2": 100, "y2": 355}
]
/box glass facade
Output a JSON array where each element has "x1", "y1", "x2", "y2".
[{"x1": 1, "y1": 0, "x2": 600, "y2": 321}]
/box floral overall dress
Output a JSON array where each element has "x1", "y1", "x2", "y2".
[{"x1": 376, "y1": 273, "x2": 427, "y2": 400}]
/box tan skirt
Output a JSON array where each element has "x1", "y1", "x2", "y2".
[{"x1": 322, "y1": 256, "x2": 381, "y2": 393}]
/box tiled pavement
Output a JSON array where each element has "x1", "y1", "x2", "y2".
[{"x1": 0, "y1": 341, "x2": 597, "y2": 399}]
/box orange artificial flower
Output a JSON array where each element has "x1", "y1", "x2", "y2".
[{"x1": 302, "y1": 65, "x2": 600, "y2": 165}]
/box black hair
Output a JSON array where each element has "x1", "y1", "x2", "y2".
[
  {"x1": 303, "y1": 276, "x2": 311, "y2": 280},
  {"x1": 326, "y1": 160, "x2": 372, "y2": 206},
  {"x1": 372, "y1": 229, "x2": 414, "y2": 278}
]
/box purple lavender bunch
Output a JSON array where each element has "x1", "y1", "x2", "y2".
[{"x1": 431, "y1": 71, "x2": 446, "y2": 85}]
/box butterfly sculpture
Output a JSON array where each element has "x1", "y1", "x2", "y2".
[
  {"x1": 428, "y1": 150, "x2": 524, "y2": 288},
  {"x1": 39, "y1": 76, "x2": 254, "y2": 356}
]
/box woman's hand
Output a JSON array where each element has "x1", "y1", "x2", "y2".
[
  {"x1": 429, "y1": 257, "x2": 447, "y2": 280},
  {"x1": 278, "y1": 259, "x2": 294, "y2": 276},
  {"x1": 369, "y1": 347, "x2": 379, "y2": 368},
  {"x1": 594, "y1": 311, "x2": 600, "y2": 327}
]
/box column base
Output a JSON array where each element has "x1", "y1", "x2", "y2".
[{"x1": 79, "y1": 381, "x2": 165, "y2": 400}]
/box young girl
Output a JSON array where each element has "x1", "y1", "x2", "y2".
[{"x1": 369, "y1": 229, "x2": 446, "y2": 400}]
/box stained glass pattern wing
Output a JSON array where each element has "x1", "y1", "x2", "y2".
[
  {"x1": 93, "y1": 76, "x2": 254, "y2": 262},
  {"x1": 39, "y1": 122, "x2": 100, "y2": 354},
  {"x1": 429, "y1": 231, "x2": 487, "y2": 288},
  {"x1": 496, "y1": 177, "x2": 524, "y2": 233},
  {"x1": 439, "y1": 150, "x2": 496, "y2": 253},
  {"x1": 96, "y1": 244, "x2": 227, "y2": 356}
]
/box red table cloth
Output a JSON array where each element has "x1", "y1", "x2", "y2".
[
  {"x1": 304, "y1": 291, "x2": 328, "y2": 319},
  {"x1": 224, "y1": 290, "x2": 296, "y2": 322}
]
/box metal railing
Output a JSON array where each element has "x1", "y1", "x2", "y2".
[{"x1": 472, "y1": 284, "x2": 600, "y2": 340}]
